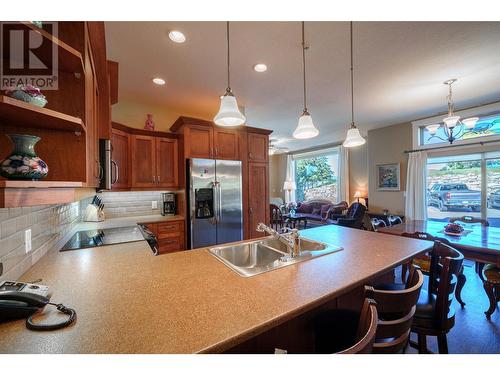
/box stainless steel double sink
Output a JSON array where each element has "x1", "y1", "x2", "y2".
[{"x1": 209, "y1": 237, "x2": 343, "y2": 277}]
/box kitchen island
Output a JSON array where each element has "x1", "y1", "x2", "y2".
[{"x1": 0, "y1": 225, "x2": 431, "y2": 353}]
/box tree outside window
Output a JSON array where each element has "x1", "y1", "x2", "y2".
[{"x1": 294, "y1": 155, "x2": 337, "y2": 202}]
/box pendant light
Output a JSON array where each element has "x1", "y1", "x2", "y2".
[
  {"x1": 214, "y1": 22, "x2": 246, "y2": 127},
  {"x1": 293, "y1": 22, "x2": 319, "y2": 139},
  {"x1": 343, "y1": 22, "x2": 366, "y2": 148}
]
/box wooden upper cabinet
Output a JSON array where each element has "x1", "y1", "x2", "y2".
[
  {"x1": 214, "y1": 128, "x2": 239, "y2": 160},
  {"x1": 156, "y1": 137, "x2": 178, "y2": 188},
  {"x1": 131, "y1": 135, "x2": 156, "y2": 187},
  {"x1": 111, "y1": 128, "x2": 130, "y2": 189},
  {"x1": 185, "y1": 125, "x2": 213, "y2": 159},
  {"x1": 247, "y1": 132, "x2": 269, "y2": 163},
  {"x1": 248, "y1": 162, "x2": 269, "y2": 238}
]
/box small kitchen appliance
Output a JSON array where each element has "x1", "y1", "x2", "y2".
[{"x1": 161, "y1": 192, "x2": 176, "y2": 216}]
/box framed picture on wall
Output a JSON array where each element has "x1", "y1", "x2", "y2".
[{"x1": 376, "y1": 163, "x2": 400, "y2": 191}]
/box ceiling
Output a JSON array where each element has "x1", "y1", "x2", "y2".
[{"x1": 105, "y1": 21, "x2": 500, "y2": 151}]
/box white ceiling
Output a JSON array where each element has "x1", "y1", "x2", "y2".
[{"x1": 105, "y1": 21, "x2": 500, "y2": 151}]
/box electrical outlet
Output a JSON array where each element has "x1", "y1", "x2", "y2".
[
  {"x1": 152, "y1": 201, "x2": 158, "y2": 209},
  {"x1": 25, "y1": 229, "x2": 32, "y2": 253}
]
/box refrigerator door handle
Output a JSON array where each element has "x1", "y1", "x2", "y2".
[{"x1": 217, "y1": 181, "x2": 223, "y2": 223}]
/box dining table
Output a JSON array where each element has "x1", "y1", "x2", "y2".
[{"x1": 377, "y1": 219, "x2": 500, "y2": 267}]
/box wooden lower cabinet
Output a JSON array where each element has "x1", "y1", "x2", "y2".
[
  {"x1": 145, "y1": 220, "x2": 185, "y2": 254},
  {"x1": 248, "y1": 162, "x2": 269, "y2": 238}
]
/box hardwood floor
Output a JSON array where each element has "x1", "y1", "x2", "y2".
[{"x1": 405, "y1": 260, "x2": 500, "y2": 354}]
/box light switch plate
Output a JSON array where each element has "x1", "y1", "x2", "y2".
[
  {"x1": 152, "y1": 201, "x2": 158, "y2": 209},
  {"x1": 25, "y1": 229, "x2": 32, "y2": 253}
]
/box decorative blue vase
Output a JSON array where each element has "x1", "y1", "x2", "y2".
[{"x1": 0, "y1": 134, "x2": 48, "y2": 180}]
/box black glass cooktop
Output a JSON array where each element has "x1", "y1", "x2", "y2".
[{"x1": 61, "y1": 226, "x2": 144, "y2": 251}]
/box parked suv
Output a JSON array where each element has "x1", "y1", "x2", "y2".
[{"x1": 427, "y1": 183, "x2": 481, "y2": 212}]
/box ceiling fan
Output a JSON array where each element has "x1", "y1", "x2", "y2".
[{"x1": 269, "y1": 139, "x2": 289, "y2": 155}]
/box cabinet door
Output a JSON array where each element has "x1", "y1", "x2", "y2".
[
  {"x1": 214, "y1": 128, "x2": 240, "y2": 160},
  {"x1": 185, "y1": 125, "x2": 213, "y2": 159},
  {"x1": 247, "y1": 132, "x2": 269, "y2": 163},
  {"x1": 111, "y1": 128, "x2": 130, "y2": 189},
  {"x1": 131, "y1": 135, "x2": 156, "y2": 187},
  {"x1": 248, "y1": 162, "x2": 269, "y2": 238},
  {"x1": 156, "y1": 137, "x2": 179, "y2": 188}
]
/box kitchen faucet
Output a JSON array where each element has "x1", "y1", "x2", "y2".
[{"x1": 256, "y1": 223, "x2": 301, "y2": 258}]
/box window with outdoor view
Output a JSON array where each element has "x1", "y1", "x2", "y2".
[
  {"x1": 426, "y1": 152, "x2": 500, "y2": 227},
  {"x1": 293, "y1": 148, "x2": 339, "y2": 203}
]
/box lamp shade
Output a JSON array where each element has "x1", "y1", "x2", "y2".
[
  {"x1": 343, "y1": 127, "x2": 366, "y2": 147},
  {"x1": 443, "y1": 115, "x2": 460, "y2": 128},
  {"x1": 283, "y1": 180, "x2": 296, "y2": 190},
  {"x1": 214, "y1": 92, "x2": 246, "y2": 127},
  {"x1": 354, "y1": 191, "x2": 361, "y2": 198},
  {"x1": 425, "y1": 124, "x2": 441, "y2": 135},
  {"x1": 293, "y1": 112, "x2": 319, "y2": 139},
  {"x1": 462, "y1": 117, "x2": 479, "y2": 129}
]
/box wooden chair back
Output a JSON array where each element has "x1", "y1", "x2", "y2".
[
  {"x1": 450, "y1": 216, "x2": 489, "y2": 226},
  {"x1": 428, "y1": 241, "x2": 464, "y2": 329},
  {"x1": 371, "y1": 218, "x2": 387, "y2": 231},
  {"x1": 338, "y1": 298, "x2": 378, "y2": 354},
  {"x1": 364, "y1": 266, "x2": 424, "y2": 353},
  {"x1": 269, "y1": 204, "x2": 284, "y2": 231},
  {"x1": 388, "y1": 215, "x2": 403, "y2": 226}
]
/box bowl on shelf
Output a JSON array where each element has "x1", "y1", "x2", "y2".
[{"x1": 5, "y1": 85, "x2": 48, "y2": 108}]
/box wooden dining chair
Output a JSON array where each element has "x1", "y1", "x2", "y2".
[
  {"x1": 401, "y1": 232, "x2": 466, "y2": 309},
  {"x1": 388, "y1": 215, "x2": 403, "y2": 226},
  {"x1": 314, "y1": 298, "x2": 378, "y2": 354},
  {"x1": 269, "y1": 204, "x2": 284, "y2": 231},
  {"x1": 371, "y1": 218, "x2": 387, "y2": 232},
  {"x1": 482, "y1": 264, "x2": 499, "y2": 319},
  {"x1": 410, "y1": 241, "x2": 464, "y2": 354},
  {"x1": 449, "y1": 216, "x2": 490, "y2": 280},
  {"x1": 365, "y1": 265, "x2": 424, "y2": 353}
]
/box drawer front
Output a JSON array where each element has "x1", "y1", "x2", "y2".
[
  {"x1": 158, "y1": 236, "x2": 184, "y2": 254},
  {"x1": 157, "y1": 221, "x2": 184, "y2": 239}
]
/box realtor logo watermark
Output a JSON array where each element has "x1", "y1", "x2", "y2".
[{"x1": 1, "y1": 22, "x2": 58, "y2": 90}]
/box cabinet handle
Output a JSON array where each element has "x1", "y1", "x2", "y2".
[
  {"x1": 153, "y1": 176, "x2": 156, "y2": 183},
  {"x1": 157, "y1": 176, "x2": 160, "y2": 184},
  {"x1": 215, "y1": 147, "x2": 218, "y2": 156},
  {"x1": 249, "y1": 152, "x2": 253, "y2": 159}
]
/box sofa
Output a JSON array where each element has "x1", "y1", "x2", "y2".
[
  {"x1": 295, "y1": 199, "x2": 348, "y2": 225},
  {"x1": 327, "y1": 202, "x2": 367, "y2": 229}
]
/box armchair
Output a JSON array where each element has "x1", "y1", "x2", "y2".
[{"x1": 328, "y1": 202, "x2": 367, "y2": 229}]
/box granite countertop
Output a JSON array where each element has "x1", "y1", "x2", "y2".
[{"x1": 0, "y1": 225, "x2": 431, "y2": 354}]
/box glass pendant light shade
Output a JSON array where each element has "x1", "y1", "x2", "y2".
[
  {"x1": 343, "y1": 126, "x2": 366, "y2": 147},
  {"x1": 293, "y1": 111, "x2": 319, "y2": 139},
  {"x1": 214, "y1": 90, "x2": 246, "y2": 127},
  {"x1": 425, "y1": 124, "x2": 441, "y2": 135},
  {"x1": 443, "y1": 115, "x2": 460, "y2": 128},
  {"x1": 462, "y1": 117, "x2": 479, "y2": 129}
]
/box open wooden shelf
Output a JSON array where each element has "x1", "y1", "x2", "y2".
[
  {"x1": 0, "y1": 180, "x2": 84, "y2": 208},
  {"x1": 17, "y1": 22, "x2": 85, "y2": 73},
  {"x1": 0, "y1": 95, "x2": 85, "y2": 133}
]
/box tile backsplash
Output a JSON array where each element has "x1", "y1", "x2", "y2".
[
  {"x1": 97, "y1": 191, "x2": 181, "y2": 218},
  {"x1": 0, "y1": 202, "x2": 80, "y2": 282}
]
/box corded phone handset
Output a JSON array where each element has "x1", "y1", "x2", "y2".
[{"x1": 0, "y1": 281, "x2": 77, "y2": 331}]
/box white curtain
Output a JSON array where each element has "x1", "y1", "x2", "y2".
[
  {"x1": 284, "y1": 154, "x2": 296, "y2": 203},
  {"x1": 338, "y1": 146, "x2": 350, "y2": 203},
  {"x1": 405, "y1": 151, "x2": 428, "y2": 221}
]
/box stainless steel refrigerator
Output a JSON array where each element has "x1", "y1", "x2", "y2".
[{"x1": 187, "y1": 158, "x2": 243, "y2": 249}]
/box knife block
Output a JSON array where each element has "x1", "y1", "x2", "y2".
[{"x1": 83, "y1": 204, "x2": 105, "y2": 222}]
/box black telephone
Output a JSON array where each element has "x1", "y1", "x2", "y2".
[{"x1": 0, "y1": 281, "x2": 76, "y2": 330}]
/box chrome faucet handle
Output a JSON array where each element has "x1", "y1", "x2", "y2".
[{"x1": 256, "y1": 222, "x2": 267, "y2": 232}]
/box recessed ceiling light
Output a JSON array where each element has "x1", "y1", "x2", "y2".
[
  {"x1": 169, "y1": 30, "x2": 186, "y2": 43},
  {"x1": 253, "y1": 63, "x2": 267, "y2": 73},
  {"x1": 152, "y1": 77, "x2": 166, "y2": 85}
]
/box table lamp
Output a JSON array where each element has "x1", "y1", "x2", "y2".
[{"x1": 283, "y1": 180, "x2": 296, "y2": 203}]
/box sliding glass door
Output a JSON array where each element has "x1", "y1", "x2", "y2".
[{"x1": 427, "y1": 152, "x2": 500, "y2": 226}]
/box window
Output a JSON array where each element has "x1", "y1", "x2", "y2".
[
  {"x1": 420, "y1": 112, "x2": 500, "y2": 146},
  {"x1": 426, "y1": 152, "x2": 500, "y2": 227},
  {"x1": 293, "y1": 148, "x2": 339, "y2": 203}
]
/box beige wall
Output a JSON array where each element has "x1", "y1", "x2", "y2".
[
  {"x1": 348, "y1": 143, "x2": 368, "y2": 204},
  {"x1": 269, "y1": 154, "x2": 287, "y2": 202},
  {"x1": 112, "y1": 99, "x2": 209, "y2": 131},
  {"x1": 367, "y1": 122, "x2": 412, "y2": 215}
]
